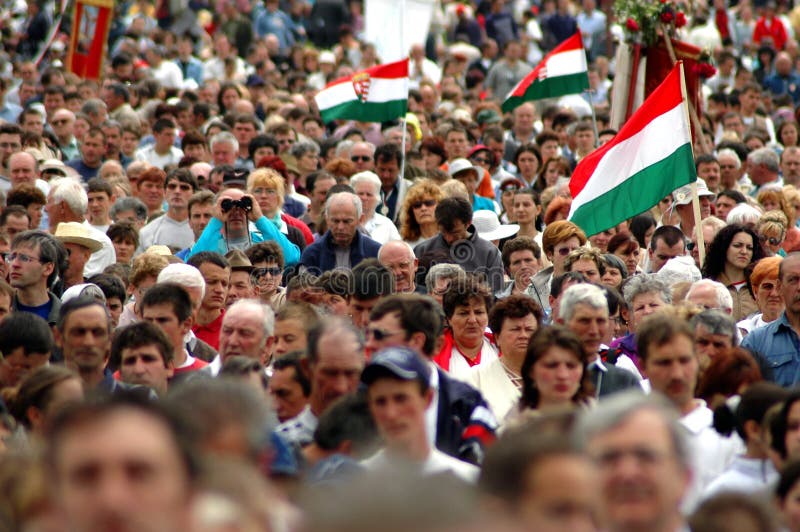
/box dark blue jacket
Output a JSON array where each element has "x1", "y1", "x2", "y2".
[{"x1": 299, "y1": 229, "x2": 381, "y2": 274}]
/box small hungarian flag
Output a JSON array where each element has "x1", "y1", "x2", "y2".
[
  {"x1": 315, "y1": 59, "x2": 409, "y2": 124},
  {"x1": 568, "y1": 62, "x2": 697, "y2": 236},
  {"x1": 501, "y1": 33, "x2": 589, "y2": 113}
]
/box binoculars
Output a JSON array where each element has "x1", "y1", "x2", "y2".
[{"x1": 221, "y1": 197, "x2": 253, "y2": 213}]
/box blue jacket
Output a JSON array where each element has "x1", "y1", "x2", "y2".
[
  {"x1": 174, "y1": 56, "x2": 205, "y2": 86},
  {"x1": 187, "y1": 216, "x2": 301, "y2": 266},
  {"x1": 299, "y1": 230, "x2": 381, "y2": 274}
]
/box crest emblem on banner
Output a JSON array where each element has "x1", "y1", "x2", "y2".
[{"x1": 352, "y1": 73, "x2": 371, "y2": 103}]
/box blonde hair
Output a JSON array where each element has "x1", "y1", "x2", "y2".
[{"x1": 247, "y1": 168, "x2": 285, "y2": 207}]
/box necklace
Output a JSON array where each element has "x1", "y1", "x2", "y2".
[{"x1": 499, "y1": 357, "x2": 523, "y2": 390}]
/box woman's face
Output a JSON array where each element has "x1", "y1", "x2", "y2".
[
  {"x1": 470, "y1": 150, "x2": 492, "y2": 172},
  {"x1": 755, "y1": 275, "x2": 784, "y2": 318},
  {"x1": 761, "y1": 198, "x2": 780, "y2": 212},
  {"x1": 513, "y1": 194, "x2": 538, "y2": 224},
  {"x1": 613, "y1": 245, "x2": 640, "y2": 275},
  {"x1": 411, "y1": 196, "x2": 437, "y2": 226},
  {"x1": 531, "y1": 346, "x2": 583, "y2": 407},
  {"x1": 643, "y1": 224, "x2": 656, "y2": 249},
  {"x1": 544, "y1": 161, "x2": 561, "y2": 187},
  {"x1": 501, "y1": 188, "x2": 517, "y2": 217},
  {"x1": 222, "y1": 88, "x2": 240, "y2": 111},
  {"x1": 496, "y1": 314, "x2": 538, "y2": 360},
  {"x1": 113, "y1": 238, "x2": 136, "y2": 264},
  {"x1": 782, "y1": 124, "x2": 799, "y2": 147},
  {"x1": 726, "y1": 231, "x2": 754, "y2": 271},
  {"x1": 449, "y1": 298, "x2": 488, "y2": 347},
  {"x1": 422, "y1": 149, "x2": 443, "y2": 172},
  {"x1": 588, "y1": 229, "x2": 614, "y2": 253},
  {"x1": 251, "y1": 185, "x2": 281, "y2": 216},
  {"x1": 630, "y1": 291, "x2": 667, "y2": 331},
  {"x1": 601, "y1": 266, "x2": 623, "y2": 290},
  {"x1": 759, "y1": 228, "x2": 785, "y2": 256},
  {"x1": 517, "y1": 152, "x2": 539, "y2": 179}
]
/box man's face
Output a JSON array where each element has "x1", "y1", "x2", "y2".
[
  {"x1": 368, "y1": 378, "x2": 431, "y2": 451},
  {"x1": 508, "y1": 249, "x2": 540, "y2": 287},
  {"x1": 275, "y1": 133, "x2": 295, "y2": 154},
  {"x1": 219, "y1": 306, "x2": 271, "y2": 363},
  {"x1": 783, "y1": 150, "x2": 800, "y2": 181},
  {"x1": 2, "y1": 346, "x2": 49, "y2": 387},
  {"x1": 268, "y1": 367, "x2": 308, "y2": 422},
  {"x1": 53, "y1": 409, "x2": 193, "y2": 532},
  {"x1": 64, "y1": 243, "x2": 91, "y2": 281},
  {"x1": 588, "y1": 409, "x2": 689, "y2": 532},
  {"x1": 718, "y1": 155, "x2": 740, "y2": 187},
  {"x1": 102, "y1": 126, "x2": 121, "y2": 157},
  {"x1": 189, "y1": 203, "x2": 213, "y2": 239},
  {"x1": 696, "y1": 162, "x2": 720, "y2": 191},
  {"x1": 439, "y1": 219, "x2": 470, "y2": 246},
  {"x1": 81, "y1": 134, "x2": 105, "y2": 166},
  {"x1": 137, "y1": 180, "x2": 165, "y2": 212},
  {"x1": 445, "y1": 131, "x2": 469, "y2": 159},
  {"x1": 9, "y1": 153, "x2": 36, "y2": 186},
  {"x1": 644, "y1": 334, "x2": 698, "y2": 409},
  {"x1": 58, "y1": 305, "x2": 111, "y2": 374},
  {"x1": 364, "y1": 312, "x2": 412, "y2": 355},
  {"x1": 375, "y1": 158, "x2": 400, "y2": 190},
  {"x1": 780, "y1": 256, "x2": 800, "y2": 315},
  {"x1": 741, "y1": 89, "x2": 760, "y2": 113},
  {"x1": 379, "y1": 245, "x2": 418, "y2": 293},
  {"x1": 515, "y1": 453, "x2": 602, "y2": 532},
  {"x1": 693, "y1": 324, "x2": 732, "y2": 364},
  {"x1": 121, "y1": 131, "x2": 140, "y2": 156},
  {"x1": 714, "y1": 195, "x2": 738, "y2": 222},
  {"x1": 326, "y1": 198, "x2": 359, "y2": 247},
  {"x1": 0, "y1": 133, "x2": 22, "y2": 169},
  {"x1": 198, "y1": 263, "x2": 229, "y2": 311},
  {"x1": 233, "y1": 121, "x2": 257, "y2": 149},
  {"x1": 575, "y1": 130, "x2": 595, "y2": 153},
  {"x1": 350, "y1": 144, "x2": 374, "y2": 171},
  {"x1": 310, "y1": 330, "x2": 364, "y2": 412},
  {"x1": 686, "y1": 284, "x2": 722, "y2": 311},
  {"x1": 142, "y1": 303, "x2": 189, "y2": 354},
  {"x1": 569, "y1": 258, "x2": 600, "y2": 283},
  {"x1": 22, "y1": 113, "x2": 43, "y2": 135},
  {"x1": 119, "y1": 344, "x2": 173, "y2": 395},
  {"x1": 454, "y1": 169, "x2": 479, "y2": 194},
  {"x1": 3, "y1": 213, "x2": 30, "y2": 239},
  {"x1": 225, "y1": 270, "x2": 254, "y2": 307},
  {"x1": 312, "y1": 177, "x2": 336, "y2": 209},
  {"x1": 563, "y1": 303, "x2": 608, "y2": 356},
  {"x1": 165, "y1": 179, "x2": 193, "y2": 212},
  {"x1": 87, "y1": 191, "x2": 111, "y2": 222},
  {"x1": 272, "y1": 317, "x2": 307, "y2": 358},
  {"x1": 649, "y1": 238, "x2": 685, "y2": 273},
  {"x1": 8, "y1": 243, "x2": 52, "y2": 290},
  {"x1": 155, "y1": 127, "x2": 176, "y2": 152},
  {"x1": 348, "y1": 296, "x2": 380, "y2": 331},
  {"x1": 211, "y1": 141, "x2": 237, "y2": 166}
]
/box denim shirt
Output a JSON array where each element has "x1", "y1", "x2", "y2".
[{"x1": 741, "y1": 312, "x2": 800, "y2": 387}]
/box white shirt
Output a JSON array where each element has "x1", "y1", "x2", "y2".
[
  {"x1": 137, "y1": 213, "x2": 195, "y2": 253},
  {"x1": 361, "y1": 447, "x2": 479, "y2": 484},
  {"x1": 702, "y1": 456, "x2": 777, "y2": 500},
  {"x1": 464, "y1": 359, "x2": 519, "y2": 423},
  {"x1": 135, "y1": 145, "x2": 184, "y2": 170},
  {"x1": 362, "y1": 212, "x2": 401, "y2": 244},
  {"x1": 151, "y1": 60, "x2": 184, "y2": 90},
  {"x1": 447, "y1": 336, "x2": 498, "y2": 382}
]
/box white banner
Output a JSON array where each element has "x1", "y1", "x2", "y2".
[{"x1": 365, "y1": 0, "x2": 436, "y2": 63}]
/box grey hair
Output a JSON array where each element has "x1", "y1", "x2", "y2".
[
  {"x1": 351, "y1": 141, "x2": 376, "y2": 156},
  {"x1": 425, "y1": 263, "x2": 466, "y2": 292},
  {"x1": 350, "y1": 171, "x2": 381, "y2": 197},
  {"x1": 110, "y1": 196, "x2": 148, "y2": 221},
  {"x1": 324, "y1": 191, "x2": 363, "y2": 219},
  {"x1": 80, "y1": 98, "x2": 107, "y2": 117},
  {"x1": 748, "y1": 147, "x2": 780, "y2": 173},
  {"x1": 686, "y1": 279, "x2": 733, "y2": 312},
  {"x1": 717, "y1": 148, "x2": 741, "y2": 168},
  {"x1": 726, "y1": 204, "x2": 763, "y2": 226},
  {"x1": 157, "y1": 263, "x2": 206, "y2": 300},
  {"x1": 50, "y1": 177, "x2": 88, "y2": 216},
  {"x1": 690, "y1": 309, "x2": 737, "y2": 346},
  {"x1": 571, "y1": 391, "x2": 691, "y2": 471},
  {"x1": 210, "y1": 131, "x2": 239, "y2": 153},
  {"x1": 335, "y1": 139, "x2": 354, "y2": 158},
  {"x1": 622, "y1": 273, "x2": 672, "y2": 307},
  {"x1": 559, "y1": 283, "x2": 608, "y2": 321},
  {"x1": 290, "y1": 139, "x2": 320, "y2": 159},
  {"x1": 227, "y1": 298, "x2": 275, "y2": 337}
]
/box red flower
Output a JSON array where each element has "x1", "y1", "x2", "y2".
[
  {"x1": 675, "y1": 12, "x2": 687, "y2": 28},
  {"x1": 626, "y1": 18, "x2": 640, "y2": 32},
  {"x1": 661, "y1": 11, "x2": 674, "y2": 23}
]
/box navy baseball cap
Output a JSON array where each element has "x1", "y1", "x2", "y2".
[{"x1": 361, "y1": 346, "x2": 431, "y2": 385}]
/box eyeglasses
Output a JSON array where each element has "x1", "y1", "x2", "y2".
[
  {"x1": 3, "y1": 252, "x2": 42, "y2": 264},
  {"x1": 471, "y1": 157, "x2": 490, "y2": 165},
  {"x1": 51, "y1": 119, "x2": 70, "y2": 126},
  {"x1": 411, "y1": 199, "x2": 437, "y2": 209},
  {"x1": 351, "y1": 155, "x2": 371, "y2": 162},
  {"x1": 253, "y1": 267, "x2": 283, "y2": 278},
  {"x1": 365, "y1": 327, "x2": 403, "y2": 341}
]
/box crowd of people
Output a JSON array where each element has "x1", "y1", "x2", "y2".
[{"x1": 5, "y1": 0, "x2": 800, "y2": 530}]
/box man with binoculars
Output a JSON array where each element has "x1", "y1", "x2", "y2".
[{"x1": 186, "y1": 186, "x2": 300, "y2": 267}]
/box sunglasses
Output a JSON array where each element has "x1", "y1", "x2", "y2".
[
  {"x1": 412, "y1": 199, "x2": 436, "y2": 209},
  {"x1": 471, "y1": 157, "x2": 490, "y2": 164},
  {"x1": 252, "y1": 267, "x2": 283, "y2": 278},
  {"x1": 555, "y1": 247, "x2": 577, "y2": 256},
  {"x1": 759, "y1": 235, "x2": 782, "y2": 246},
  {"x1": 51, "y1": 119, "x2": 69, "y2": 125},
  {"x1": 366, "y1": 327, "x2": 402, "y2": 341},
  {"x1": 351, "y1": 155, "x2": 371, "y2": 162}
]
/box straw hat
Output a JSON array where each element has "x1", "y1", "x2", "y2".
[
  {"x1": 225, "y1": 249, "x2": 254, "y2": 272},
  {"x1": 54, "y1": 222, "x2": 103, "y2": 253}
]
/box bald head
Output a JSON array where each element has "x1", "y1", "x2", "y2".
[
  {"x1": 378, "y1": 240, "x2": 419, "y2": 293},
  {"x1": 9, "y1": 151, "x2": 38, "y2": 185}
]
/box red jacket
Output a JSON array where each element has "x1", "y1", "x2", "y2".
[
  {"x1": 282, "y1": 213, "x2": 313, "y2": 244},
  {"x1": 753, "y1": 16, "x2": 787, "y2": 50}
]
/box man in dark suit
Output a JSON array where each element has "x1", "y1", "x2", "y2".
[{"x1": 557, "y1": 283, "x2": 642, "y2": 398}]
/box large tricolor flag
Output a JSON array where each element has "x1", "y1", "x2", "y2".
[
  {"x1": 568, "y1": 62, "x2": 696, "y2": 236},
  {"x1": 501, "y1": 33, "x2": 589, "y2": 113},
  {"x1": 315, "y1": 59, "x2": 409, "y2": 124}
]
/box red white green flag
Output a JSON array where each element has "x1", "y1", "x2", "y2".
[
  {"x1": 568, "y1": 62, "x2": 697, "y2": 236},
  {"x1": 315, "y1": 59, "x2": 409, "y2": 123},
  {"x1": 501, "y1": 33, "x2": 589, "y2": 113}
]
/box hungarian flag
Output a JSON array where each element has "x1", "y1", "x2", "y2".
[
  {"x1": 315, "y1": 59, "x2": 409, "y2": 124},
  {"x1": 501, "y1": 33, "x2": 589, "y2": 113},
  {"x1": 568, "y1": 62, "x2": 696, "y2": 236}
]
